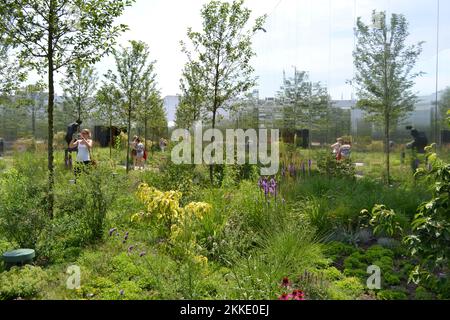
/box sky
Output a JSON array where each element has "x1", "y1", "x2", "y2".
[{"x1": 52, "y1": 0, "x2": 450, "y2": 100}]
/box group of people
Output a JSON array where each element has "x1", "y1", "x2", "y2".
[
  {"x1": 65, "y1": 118, "x2": 170, "y2": 174},
  {"x1": 331, "y1": 138, "x2": 352, "y2": 160}
]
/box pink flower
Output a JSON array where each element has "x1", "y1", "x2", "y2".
[{"x1": 278, "y1": 293, "x2": 290, "y2": 300}]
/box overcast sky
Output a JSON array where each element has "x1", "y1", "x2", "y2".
[{"x1": 55, "y1": 0, "x2": 450, "y2": 100}]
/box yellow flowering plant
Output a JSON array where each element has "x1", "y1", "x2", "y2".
[{"x1": 132, "y1": 183, "x2": 212, "y2": 264}]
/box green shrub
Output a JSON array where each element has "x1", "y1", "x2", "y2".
[
  {"x1": 377, "y1": 289, "x2": 408, "y2": 300},
  {"x1": 415, "y1": 286, "x2": 434, "y2": 300},
  {"x1": 324, "y1": 242, "x2": 358, "y2": 261},
  {"x1": 330, "y1": 277, "x2": 364, "y2": 300},
  {"x1": 55, "y1": 163, "x2": 118, "y2": 243},
  {"x1": 0, "y1": 266, "x2": 48, "y2": 300},
  {"x1": 404, "y1": 148, "x2": 449, "y2": 282},
  {"x1": 322, "y1": 267, "x2": 344, "y2": 281},
  {"x1": 361, "y1": 204, "x2": 403, "y2": 239},
  {"x1": 316, "y1": 151, "x2": 355, "y2": 179},
  {"x1": 0, "y1": 167, "x2": 48, "y2": 249}
]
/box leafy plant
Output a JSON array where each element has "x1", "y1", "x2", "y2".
[
  {"x1": 0, "y1": 167, "x2": 48, "y2": 248},
  {"x1": 316, "y1": 151, "x2": 355, "y2": 179},
  {"x1": 404, "y1": 145, "x2": 449, "y2": 283},
  {"x1": 361, "y1": 204, "x2": 403, "y2": 239},
  {"x1": 0, "y1": 266, "x2": 48, "y2": 300}
]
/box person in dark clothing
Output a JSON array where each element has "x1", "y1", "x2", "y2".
[
  {"x1": 406, "y1": 128, "x2": 429, "y2": 172},
  {"x1": 65, "y1": 119, "x2": 83, "y2": 168},
  {"x1": 65, "y1": 120, "x2": 83, "y2": 147},
  {"x1": 406, "y1": 129, "x2": 428, "y2": 154},
  {"x1": 0, "y1": 138, "x2": 4, "y2": 157}
]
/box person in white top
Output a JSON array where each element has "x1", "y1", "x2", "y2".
[
  {"x1": 331, "y1": 138, "x2": 343, "y2": 157},
  {"x1": 135, "y1": 138, "x2": 145, "y2": 170},
  {"x1": 69, "y1": 129, "x2": 93, "y2": 175}
]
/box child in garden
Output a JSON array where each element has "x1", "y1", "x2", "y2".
[
  {"x1": 339, "y1": 140, "x2": 352, "y2": 160},
  {"x1": 331, "y1": 138, "x2": 343, "y2": 158},
  {"x1": 135, "y1": 138, "x2": 145, "y2": 170}
]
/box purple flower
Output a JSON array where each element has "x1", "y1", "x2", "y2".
[
  {"x1": 139, "y1": 251, "x2": 146, "y2": 257},
  {"x1": 119, "y1": 290, "x2": 124, "y2": 296},
  {"x1": 124, "y1": 232, "x2": 129, "y2": 241},
  {"x1": 288, "y1": 164, "x2": 296, "y2": 177},
  {"x1": 109, "y1": 228, "x2": 117, "y2": 237},
  {"x1": 127, "y1": 245, "x2": 135, "y2": 253}
]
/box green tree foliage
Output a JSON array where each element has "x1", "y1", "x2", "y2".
[
  {"x1": 176, "y1": 62, "x2": 204, "y2": 129},
  {"x1": 277, "y1": 69, "x2": 330, "y2": 136},
  {"x1": 14, "y1": 82, "x2": 47, "y2": 139},
  {"x1": 137, "y1": 80, "x2": 167, "y2": 150},
  {"x1": 439, "y1": 87, "x2": 450, "y2": 128},
  {"x1": 180, "y1": 0, "x2": 266, "y2": 182},
  {"x1": 60, "y1": 60, "x2": 98, "y2": 123},
  {"x1": 353, "y1": 10, "x2": 423, "y2": 184},
  {"x1": 404, "y1": 146, "x2": 449, "y2": 283},
  {"x1": 0, "y1": 0, "x2": 134, "y2": 217},
  {"x1": 0, "y1": 38, "x2": 27, "y2": 96},
  {"x1": 107, "y1": 40, "x2": 157, "y2": 173},
  {"x1": 95, "y1": 81, "x2": 122, "y2": 158}
]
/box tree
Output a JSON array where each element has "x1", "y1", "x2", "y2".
[
  {"x1": 95, "y1": 81, "x2": 121, "y2": 159},
  {"x1": 0, "y1": 38, "x2": 27, "y2": 96},
  {"x1": 277, "y1": 69, "x2": 330, "y2": 143},
  {"x1": 61, "y1": 60, "x2": 98, "y2": 123},
  {"x1": 176, "y1": 62, "x2": 204, "y2": 129},
  {"x1": 136, "y1": 77, "x2": 167, "y2": 152},
  {"x1": 180, "y1": 0, "x2": 266, "y2": 182},
  {"x1": 15, "y1": 82, "x2": 47, "y2": 139},
  {"x1": 353, "y1": 11, "x2": 423, "y2": 184},
  {"x1": 438, "y1": 87, "x2": 450, "y2": 128},
  {"x1": 108, "y1": 40, "x2": 157, "y2": 173},
  {"x1": 0, "y1": 0, "x2": 133, "y2": 217}
]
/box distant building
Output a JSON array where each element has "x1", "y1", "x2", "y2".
[{"x1": 163, "y1": 95, "x2": 180, "y2": 127}]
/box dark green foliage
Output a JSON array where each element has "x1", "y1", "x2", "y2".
[
  {"x1": 0, "y1": 154, "x2": 48, "y2": 248},
  {"x1": 404, "y1": 148, "x2": 449, "y2": 281},
  {"x1": 316, "y1": 151, "x2": 355, "y2": 179},
  {"x1": 377, "y1": 289, "x2": 408, "y2": 300},
  {"x1": 0, "y1": 266, "x2": 47, "y2": 300}
]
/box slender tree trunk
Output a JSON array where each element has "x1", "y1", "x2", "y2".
[
  {"x1": 385, "y1": 116, "x2": 391, "y2": 185},
  {"x1": 144, "y1": 116, "x2": 147, "y2": 152},
  {"x1": 32, "y1": 105, "x2": 36, "y2": 139},
  {"x1": 109, "y1": 117, "x2": 112, "y2": 159},
  {"x1": 209, "y1": 109, "x2": 217, "y2": 184},
  {"x1": 47, "y1": 2, "x2": 55, "y2": 219},
  {"x1": 126, "y1": 97, "x2": 132, "y2": 173}
]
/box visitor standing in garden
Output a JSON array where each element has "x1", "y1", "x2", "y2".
[
  {"x1": 69, "y1": 129, "x2": 93, "y2": 176},
  {"x1": 159, "y1": 138, "x2": 167, "y2": 152},
  {"x1": 131, "y1": 135, "x2": 138, "y2": 169},
  {"x1": 331, "y1": 138, "x2": 343, "y2": 159},
  {"x1": 339, "y1": 140, "x2": 352, "y2": 160},
  {"x1": 135, "y1": 138, "x2": 145, "y2": 170}
]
